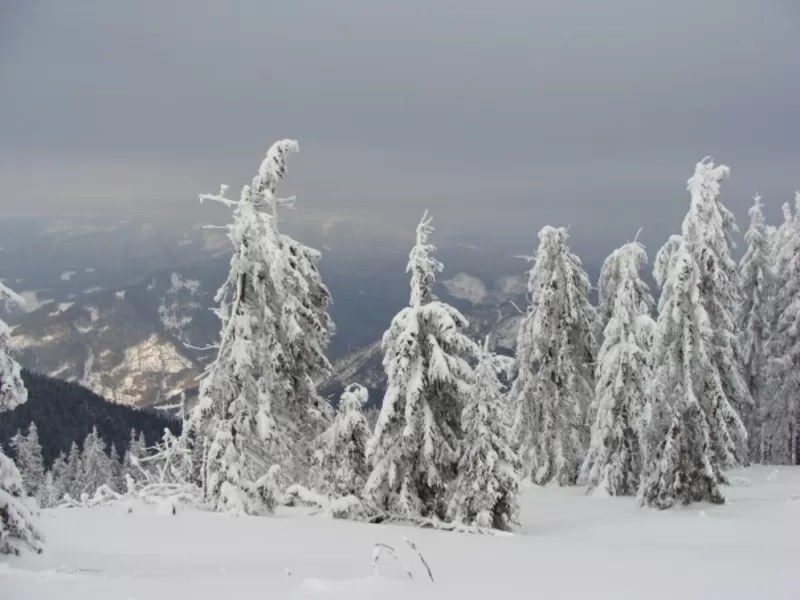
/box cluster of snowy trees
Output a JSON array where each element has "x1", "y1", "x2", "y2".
[
  {"x1": 163, "y1": 148, "x2": 800, "y2": 523},
  {"x1": 179, "y1": 142, "x2": 520, "y2": 531},
  {"x1": 3, "y1": 145, "x2": 799, "y2": 554},
  {"x1": 7, "y1": 423, "x2": 151, "y2": 508},
  {"x1": 511, "y1": 157, "x2": 800, "y2": 510}
]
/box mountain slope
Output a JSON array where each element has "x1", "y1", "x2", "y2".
[
  {"x1": 8, "y1": 215, "x2": 589, "y2": 409},
  {"x1": 10, "y1": 264, "x2": 218, "y2": 406},
  {"x1": 0, "y1": 371, "x2": 179, "y2": 468}
]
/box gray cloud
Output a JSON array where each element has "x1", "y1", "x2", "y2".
[{"x1": 1, "y1": 0, "x2": 799, "y2": 256}]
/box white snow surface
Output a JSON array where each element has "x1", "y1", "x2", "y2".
[{"x1": 3, "y1": 466, "x2": 799, "y2": 599}]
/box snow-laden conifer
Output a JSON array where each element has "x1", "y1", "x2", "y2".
[
  {"x1": 109, "y1": 443, "x2": 124, "y2": 491},
  {"x1": 0, "y1": 283, "x2": 26, "y2": 412},
  {"x1": 365, "y1": 212, "x2": 477, "y2": 520},
  {"x1": 680, "y1": 158, "x2": 750, "y2": 466},
  {"x1": 737, "y1": 195, "x2": 774, "y2": 461},
  {"x1": 81, "y1": 427, "x2": 113, "y2": 496},
  {"x1": 448, "y1": 338, "x2": 519, "y2": 531},
  {"x1": 276, "y1": 233, "x2": 336, "y2": 444},
  {"x1": 595, "y1": 235, "x2": 647, "y2": 344},
  {"x1": 314, "y1": 384, "x2": 370, "y2": 498},
  {"x1": 0, "y1": 281, "x2": 44, "y2": 555},
  {"x1": 638, "y1": 236, "x2": 725, "y2": 508},
  {"x1": 40, "y1": 471, "x2": 60, "y2": 508},
  {"x1": 511, "y1": 226, "x2": 596, "y2": 485},
  {"x1": 65, "y1": 441, "x2": 84, "y2": 499},
  {"x1": 769, "y1": 199, "x2": 796, "y2": 277},
  {"x1": 581, "y1": 240, "x2": 655, "y2": 496},
  {"x1": 0, "y1": 452, "x2": 44, "y2": 555},
  {"x1": 763, "y1": 193, "x2": 800, "y2": 465},
  {"x1": 10, "y1": 422, "x2": 45, "y2": 500},
  {"x1": 49, "y1": 452, "x2": 69, "y2": 506},
  {"x1": 190, "y1": 140, "x2": 334, "y2": 513}
]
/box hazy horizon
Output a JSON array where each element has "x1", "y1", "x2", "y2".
[{"x1": 2, "y1": 1, "x2": 799, "y2": 256}]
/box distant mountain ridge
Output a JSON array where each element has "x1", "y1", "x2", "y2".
[
  {"x1": 11, "y1": 260, "x2": 221, "y2": 407},
  {"x1": 5, "y1": 215, "x2": 599, "y2": 409}
]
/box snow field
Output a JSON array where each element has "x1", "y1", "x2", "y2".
[{"x1": 3, "y1": 466, "x2": 799, "y2": 600}]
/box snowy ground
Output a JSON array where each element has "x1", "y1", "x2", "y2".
[{"x1": 3, "y1": 466, "x2": 799, "y2": 599}]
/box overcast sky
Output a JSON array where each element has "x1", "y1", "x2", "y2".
[{"x1": 1, "y1": 1, "x2": 799, "y2": 255}]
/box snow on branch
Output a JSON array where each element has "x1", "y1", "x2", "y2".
[{"x1": 283, "y1": 484, "x2": 366, "y2": 520}]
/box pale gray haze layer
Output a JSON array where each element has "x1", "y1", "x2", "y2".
[{"x1": 1, "y1": 1, "x2": 799, "y2": 254}]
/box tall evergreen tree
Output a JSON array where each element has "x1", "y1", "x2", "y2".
[
  {"x1": 365, "y1": 212, "x2": 477, "y2": 520},
  {"x1": 81, "y1": 427, "x2": 113, "y2": 496},
  {"x1": 639, "y1": 236, "x2": 725, "y2": 508},
  {"x1": 595, "y1": 234, "x2": 645, "y2": 345},
  {"x1": 40, "y1": 471, "x2": 60, "y2": 509},
  {"x1": 764, "y1": 194, "x2": 800, "y2": 465},
  {"x1": 511, "y1": 226, "x2": 596, "y2": 485},
  {"x1": 680, "y1": 157, "x2": 750, "y2": 467},
  {"x1": 109, "y1": 443, "x2": 124, "y2": 491},
  {"x1": 737, "y1": 195, "x2": 774, "y2": 461},
  {"x1": 448, "y1": 338, "x2": 520, "y2": 531},
  {"x1": 49, "y1": 452, "x2": 70, "y2": 506},
  {"x1": 314, "y1": 384, "x2": 370, "y2": 498},
  {"x1": 10, "y1": 422, "x2": 45, "y2": 500},
  {"x1": 64, "y1": 441, "x2": 84, "y2": 499},
  {"x1": 0, "y1": 281, "x2": 43, "y2": 555},
  {"x1": 581, "y1": 240, "x2": 655, "y2": 496},
  {"x1": 190, "y1": 140, "x2": 334, "y2": 513},
  {"x1": 769, "y1": 200, "x2": 796, "y2": 278}
]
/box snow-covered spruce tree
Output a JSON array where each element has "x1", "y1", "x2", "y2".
[
  {"x1": 314, "y1": 384, "x2": 370, "y2": 498},
  {"x1": 448, "y1": 338, "x2": 519, "y2": 531},
  {"x1": 190, "y1": 140, "x2": 334, "y2": 513},
  {"x1": 276, "y1": 233, "x2": 336, "y2": 443},
  {"x1": 364, "y1": 212, "x2": 477, "y2": 521},
  {"x1": 737, "y1": 195, "x2": 774, "y2": 461},
  {"x1": 64, "y1": 441, "x2": 83, "y2": 499},
  {"x1": 10, "y1": 422, "x2": 45, "y2": 500},
  {"x1": 40, "y1": 471, "x2": 60, "y2": 509},
  {"x1": 0, "y1": 286, "x2": 26, "y2": 414},
  {"x1": 49, "y1": 452, "x2": 69, "y2": 506},
  {"x1": 109, "y1": 443, "x2": 124, "y2": 491},
  {"x1": 511, "y1": 226, "x2": 596, "y2": 486},
  {"x1": 763, "y1": 194, "x2": 800, "y2": 465},
  {"x1": 123, "y1": 429, "x2": 148, "y2": 483},
  {"x1": 581, "y1": 240, "x2": 655, "y2": 496},
  {"x1": 638, "y1": 236, "x2": 726, "y2": 508},
  {"x1": 680, "y1": 158, "x2": 750, "y2": 467},
  {"x1": 0, "y1": 281, "x2": 44, "y2": 555},
  {"x1": 595, "y1": 233, "x2": 646, "y2": 345},
  {"x1": 81, "y1": 427, "x2": 113, "y2": 496},
  {"x1": 769, "y1": 199, "x2": 796, "y2": 278}
]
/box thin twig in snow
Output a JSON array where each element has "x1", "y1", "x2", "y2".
[{"x1": 403, "y1": 536, "x2": 435, "y2": 583}]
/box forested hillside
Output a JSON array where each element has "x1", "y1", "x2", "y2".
[{"x1": 0, "y1": 370, "x2": 179, "y2": 468}]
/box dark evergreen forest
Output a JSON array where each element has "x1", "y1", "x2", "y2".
[{"x1": 0, "y1": 370, "x2": 180, "y2": 468}]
